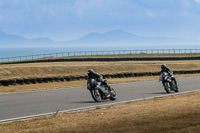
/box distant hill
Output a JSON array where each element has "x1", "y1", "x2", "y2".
[
  {"x1": 60, "y1": 30, "x2": 189, "y2": 46},
  {"x1": 1, "y1": 30, "x2": 199, "y2": 47},
  {"x1": 0, "y1": 31, "x2": 55, "y2": 47}
]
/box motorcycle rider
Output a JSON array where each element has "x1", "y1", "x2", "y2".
[
  {"x1": 159, "y1": 64, "x2": 178, "y2": 88},
  {"x1": 87, "y1": 69, "x2": 111, "y2": 90}
]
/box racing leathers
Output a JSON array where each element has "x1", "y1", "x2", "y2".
[{"x1": 87, "y1": 72, "x2": 110, "y2": 90}]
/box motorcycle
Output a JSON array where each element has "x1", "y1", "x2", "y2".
[
  {"x1": 160, "y1": 72, "x2": 179, "y2": 93},
  {"x1": 87, "y1": 79, "x2": 117, "y2": 102}
]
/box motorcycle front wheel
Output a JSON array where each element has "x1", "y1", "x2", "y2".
[
  {"x1": 110, "y1": 88, "x2": 117, "y2": 101},
  {"x1": 164, "y1": 82, "x2": 170, "y2": 93},
  {"x1": 90, "y1": 90, "x2": 102, "y2": 102},
  {"x1": 172, "y1": 80, "x2": 179, "y2": 92}
]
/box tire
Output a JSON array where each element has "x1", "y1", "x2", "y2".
[
  {"x1": 110, "y1": 88, "x2": 117, "y2": 101},
  {"x1": 9, "y1": 79, "x2": 17, "y2": 85},
  {"x1": 172, "y1": 80, "x2": 179, "y2": 92},
  {"x1": 30, "y1": 79, "x2": 37, "y2": 84},
  {"x1": 164, "y1": 82, "x2": 170, "y2": 93},
  {"x1": 43, "y1": 78, "x2": 49, "y2": 83},
  {"x1": 36, "y1": 78, "x2": 43, "y2": 83},
  {"x1": 16, "y1": 79, "x2": 24, "y2": 85},
  {"x1": 24, "y1": 79, "x2": 31, "y2": 84},
  {"x1": 90, "y1": 90, "x2": 102, "y2": 102},
  {"x1": 1, "y1": 80, "x2": 9, "y2": 86}
]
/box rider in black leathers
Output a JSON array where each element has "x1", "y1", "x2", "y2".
[
  {"x1": 161, "y1": 64, "x2": 173, "y2": 75},
  {"x1": 160, "y1": 64, "x2": 178, "y2": 87},
  {"x1": 87, "y1": 69, "x2": 110, "y2": 90}
]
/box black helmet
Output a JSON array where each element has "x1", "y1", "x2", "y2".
[
  {"x1": 161, "y1": 64, "x2": 166, "y2": 70},
  {"x1": 88, "y1": 69, "x2": 94, "y2": 75}
]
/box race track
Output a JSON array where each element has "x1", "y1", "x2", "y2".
[{"x1": 0, "y1": 76, "x2": 200, "y2": 122}]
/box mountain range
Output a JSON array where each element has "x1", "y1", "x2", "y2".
[
  {"x1": 0, "y1": 31, "x2": 55, "y2": 47},
  {"x1": 62, "y1": 30, "x2": 183, "y2": 46},
  {"x1": 0, "y1": 30, "x2": 199, "y2": 47}
]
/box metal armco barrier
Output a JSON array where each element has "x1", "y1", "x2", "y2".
[
  {"x1": 1, "y1": 70, "x2": 200, "y2": 87},
  {"x1": 1, "y1": 49, "x2": 200, "y2": 64},
  {"x1": 1, "y1": 56, "x2": 200, "y2": 65}
]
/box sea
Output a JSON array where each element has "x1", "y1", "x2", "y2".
[{"x1": 0, "y1": 46, "x2": 137, "y2": 58}]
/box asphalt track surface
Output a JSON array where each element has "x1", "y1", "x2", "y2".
[{"x1": 0, "y1": 76, "x2": 200, "y2": 123}]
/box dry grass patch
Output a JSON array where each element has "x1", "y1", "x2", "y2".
[
  {"x1": 0, "y1": 91, "x2": 199, "y2": 133},
  {"x1": 1, "y1": 60, "x2": 200, "y2": 80}
]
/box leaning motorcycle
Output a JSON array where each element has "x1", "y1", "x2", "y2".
[
  {"x1": 160, "y1": 72, "x2": 179, "y2": 93},
  {"x1": 87, "y1": 79, "x2": 117, "y2": 102}
]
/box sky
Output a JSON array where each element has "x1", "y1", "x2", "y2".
[{"x1": 0, "y1": 0, "x2": 200, "y2": 41}]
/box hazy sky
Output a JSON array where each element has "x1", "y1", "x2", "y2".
[{"x1": 0, "y1": 0, "x2": 200, "y2": 41}]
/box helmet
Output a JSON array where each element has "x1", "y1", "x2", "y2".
[
  {"x1": 161, "y1": 64, "x2": 166, "y2": 70},
  {"x1": 88, "y1": 69, "x2": 94, "y2": 75}
]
